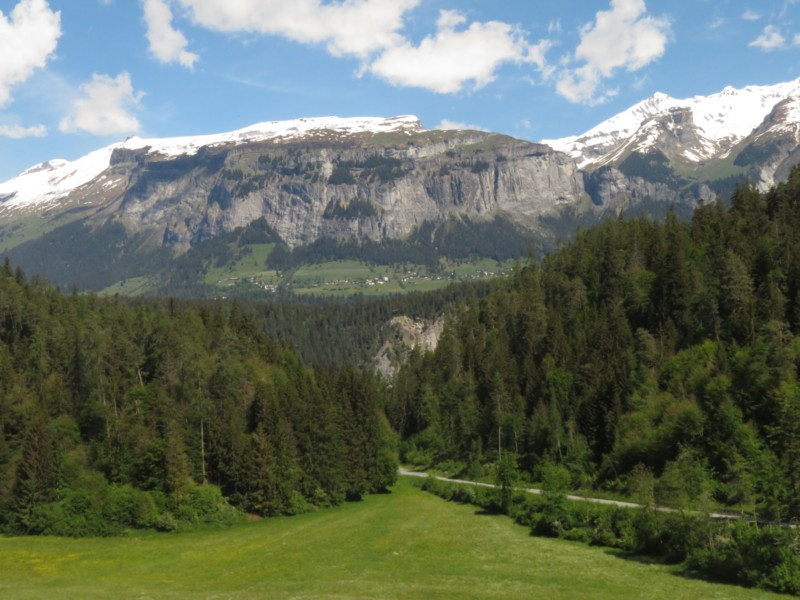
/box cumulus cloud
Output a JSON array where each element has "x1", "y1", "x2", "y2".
[
  {"x1": 0, "y1": 123, "x2": 47, "y2": 138},
  {"x1": 175, "y1": 0, "x2": 419, "y2": 58},
  {"x1": 59, "y1": 72, "x2": 144, "y2": 136},
  {"x1": 435, "y1": 119, "x2": 489, "y2": 132},
  {"x1": 368, "y1": 10, "x2": 551, "y2": 93},
  {"x1": 556, "y1": 0, "x2": 670, "y2": 104},
  {"x1": 742, "y1": 9, "x2": 761, "y2": 21},
  {"x1": 143, "y1": 0, "x2": 198, "y2": 68},
  {"x1": 749, "y1": 25, "x2": 787, "y2": 50},
  {"x1": 153, "y1": 1, "x2": 555, "y2": 95},
  {"x1": 0, "y1": 0, "x2": 62, "y2": 107}
]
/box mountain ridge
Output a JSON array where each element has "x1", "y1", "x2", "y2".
[
  {"x1": 0, "y1": 115, "x2": 424, "y2": 214},
  {"x1": 543, "y1": 77, "x2": 800, "y2": 188},
  {"x1": 0, "y1": 120, "x2": 598, "y2": 294},
  {"x1": 2, "y1": 78, "x2": 800, "y2": 295}
]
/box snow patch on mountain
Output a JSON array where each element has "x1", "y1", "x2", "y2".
[
  {"x1": 0, "y1": 116, "x2": 423, "y2": 213},
  {"x1": 543, "y1": 79, "x2": 800, "y2": 169}
]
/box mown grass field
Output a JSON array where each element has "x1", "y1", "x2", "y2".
[
  {"x1": 203, "y1": 243, "x2": 280, "y2": 286},
  {"x1": 0, "y1": 478, "x2": 787, "y2": 599}
]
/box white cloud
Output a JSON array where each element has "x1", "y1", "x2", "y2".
[
  {"x1": 0, "y1": 123, "x2": 47, "y2": 138},
  {"x1": 794, "y1": 33, "x2": 800, "y2": 45},
  {"x1": 162, "y1": 1, "x2": 553, "y2": 95},
  {"x1": 742, "y1": 9, "x2": 761, "y2": 21},
  {"x1": 556, "y1": 65, "x2": 602, "y2": 105},
  {"x1": 59, "y1": 73, "x2": 144, "y2": 136},
  {"x1": 709, "y1": 16, "x2": 726, "y2": 30},
  {"x1": 143, "y1": 0, "x2": 198, "y2": 69},
  {"x1": 0, "y1": 0, "x2": 61, "y2": 107},
  {"x1": 556, "y1": 0, "x2": 670, "y2": 105},
  {"x1": 436, "y1": 9, "x2": 465, "y2": 31},
  {"x1": 435, "y1": 119, "x2": 488, "y2": 132},
  {"x1": 176, "y1": 0, "x2": 419, "y2": 58},
  {"x1": 749, "y1": 25, "x2": 786, "y2": 50},
  {"x1": 368, "y1": 10, "x2": 551, "y2": 94}
]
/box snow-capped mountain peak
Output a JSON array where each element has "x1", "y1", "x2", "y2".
[
  {"x1": 0, "y1": 115, "x2": 424, "y2": 213},
  {"x1": 543, "y1": 78, "x2": 800, "y2": 170}
]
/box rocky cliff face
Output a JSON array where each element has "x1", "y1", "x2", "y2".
[
  {"x1": 0, "y1": 116, "x2": 710, "y2": 293},
  {"x1": 731, "y1": 97, "x2": 800, "y2": 190},
  {"x1": 585, "y1": 167, "x2": 715, "y2": 213},
  {"x1": 374, "y1": 315, "x2": 445, "y2": 379},
  {"x1": 544, "y1": 78, "x2": 800, "y2": 193},
  {"x1": 101, "y1": 131, "x2": 586, "y2": 253}
]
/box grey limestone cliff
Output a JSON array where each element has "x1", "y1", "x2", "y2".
[
  {"x1": 91, "y1": 131, "x2": 586, "y2": 253},
  {"x1": 585, "y1": 166, "x2": 714, "y2": 214}
]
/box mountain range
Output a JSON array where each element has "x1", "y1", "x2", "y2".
[
  {"x1": 1, "y1": 78, "x2": 799, "y2": 296},
  {"x1": 545, "y1": 78, "x2": 800, "y2": 193}
]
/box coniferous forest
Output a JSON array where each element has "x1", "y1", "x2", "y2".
[
  {"x1": 0, "y1": 272, "x2": 396, "y2": 536},
  {"x1": 390, "y1": 172, "x2": 800, "y2": 522},
  {"x1": 3, "y1": 171, "x2": 800, "y2": 593},
  {"x1": 385, "y1": 172, "x2": 800, "y2": 594}
]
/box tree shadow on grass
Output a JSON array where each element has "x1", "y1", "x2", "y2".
[
  {"x1": 473, "y1": 508, "x2": 511, "y2": 517},
  {"x1": 603, "y1": 548, "x2": 760, "y2": 593}
]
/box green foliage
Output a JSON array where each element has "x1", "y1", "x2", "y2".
[
  {"x1": 687, "y1": 522, "x2": 800, "y2": 595},
  {"x1": 0, "y1": 265, "x2": 397, "y2": 536},
  {"x1": 422, "y1": 478, "x2": 800, "y2": 596},
  {"x1": 2, "y1": 220, "x2": 172, "y2": 291},
  {"x1": 390, "y1": 167, "x2": 800, "y2": 528},
  {"x1": 471, "y1": 159, "x2": 491, "y2": 174},
  {"x1": 494, "y1": 452, "x2": 519, "y2": 512},
  {"x1": 265, "y1": 215, "x2": 536, "y2": 273},
  {"x1": 734, "y1": 140, "x2": 783, "y2": 168},
  {"x1": 327, "y1": 156, "x2": 406, "y2": 185},
  {"x1": 323, "y1": 199, "x2": 378, "y2": 220},
  {"x1": 328, "y1": 165, "x2": 356, "y2": 185},
  {"x1": 532, "y1": 462, "x2": 572, "y2": 537},
  {"x1": 618, "y1": 150, "x2": 688, "y2": 187}
]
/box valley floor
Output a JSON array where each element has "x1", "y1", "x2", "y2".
[{"x1": 0, "y1": 478, "x2": 787, "y2": 599}]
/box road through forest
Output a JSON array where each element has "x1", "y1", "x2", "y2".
[{"x1": 399, "y1": 467, "x2": 756, "y2": 522}]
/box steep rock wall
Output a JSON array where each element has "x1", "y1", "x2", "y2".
[{"x1": 101, "y1": 134, "x2": 586, "y2": 252}]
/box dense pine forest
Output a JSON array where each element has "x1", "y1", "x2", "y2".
[
  {"x1": 251, "y1": 280, "x2": 493, "y2": 367},
  {"x1": 390, "y1": 169, "x2": 800, "y2": 523},
  {"x1": 0, "y1": 270, "x2": 396, "y2": 536}
]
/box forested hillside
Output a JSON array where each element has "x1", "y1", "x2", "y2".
[
  {"x1": 253, "y1": 280, "x2": 493, "y2": 367},
  {"x1": 0, "y1": 269, "x2": 396, "y2": 536},
  {"x1": 390, "y1": 167, "x2": 800, "y2": 521}
]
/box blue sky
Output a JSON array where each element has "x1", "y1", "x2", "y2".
[{"x1": 0, "y1": 0, "x2": 799, "y2": 182}]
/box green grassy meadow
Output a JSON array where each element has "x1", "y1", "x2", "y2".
[
  {"x1": 0, "y1": 478, "x2": 787, "y2": 599},
  {"x1": 204, "y1": 243, "x2": 280, "y2": 285}
]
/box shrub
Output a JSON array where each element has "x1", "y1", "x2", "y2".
[
  {"x1": 105, "y1": 484, "x2": 159, "y2": 530},
  {"x1": 687, "y1": 522, "x2": 800, "y2": 595},
  {"x1": 418, "y1": 477, "x2": 800, "y2": 596}
]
